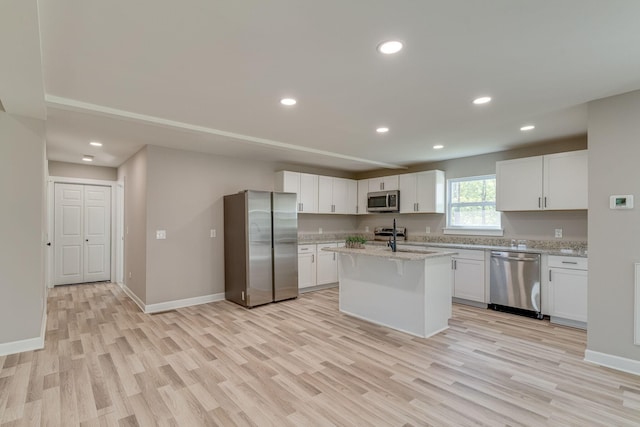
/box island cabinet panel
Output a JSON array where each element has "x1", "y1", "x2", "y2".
[{"x1": 336, "y1": 250, "x2": 453, "y2": 338}]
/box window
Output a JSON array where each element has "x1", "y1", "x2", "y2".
[{"x1": 446, "y1": 175, "x2": 502, "y2": 235}]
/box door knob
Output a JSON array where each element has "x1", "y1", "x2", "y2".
[
  {"x1": 46, "y1": 242, "x2": 51, "y2": 246},
  {"x1": 85, "y1": 239, "x2": 89, "y2": 242}
]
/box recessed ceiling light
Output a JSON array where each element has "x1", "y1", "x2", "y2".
[
  {"x1": 280, "y1": 98, "x2": 297, "y2": 106},
  {"x1": 473, "y1": 96, "x2": 492, "y2": 105},
  {"x1": 82, "y1": 155, "x2": 94, "y2": 162},
  {"x1": 520, "y1": 125, "x2": 535, "y2": 131},
  {"x1": 376, "y1": 127, "x2": 389, "y2": 133},
  {"x1": 433, "y1": 144, "x2": 444, "y2": 150},
  {"x1": 377, "y1": 40, "x2": 403, "y2": 54},
  {"x1": 89, "y1": 141, "x2": 102, "y2": 147}
]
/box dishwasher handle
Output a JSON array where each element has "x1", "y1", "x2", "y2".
[{"x1": 491, "y1": 252, "x2": 539, "y2": 262}]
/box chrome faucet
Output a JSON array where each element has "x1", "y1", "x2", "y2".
[{"x1": 387, "y1": 218, "x2": 397, "y2": 252}]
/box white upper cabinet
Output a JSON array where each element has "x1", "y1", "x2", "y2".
[
  {"x1": 368, "y1": 176, "x2": 399, "y2": 192},
  {"x1": 318, "y1": 176, "x2": 356, "y2": 214},
  {"x1": 543, "y1": 151, "x2": 588, "y2": 210},
  {"x1": 275, "y1": 171, "x2": 318, "y2": 213},
  {"x1": 346, "y1": 179, "x2": 358, "y2": 215},
  {"x1": 399, "y1": 170, "x2": 445, "y2": 213},
  {"x1": 496, "y1": 150, "x2": 587, "y2": 211},
  {"x1": 356, "y1": 179, "x2": 369, "y2": 215}
]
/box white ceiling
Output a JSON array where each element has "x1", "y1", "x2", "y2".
[{"x1": 8, "y1": 1, "x2": 640, "y2": 171}]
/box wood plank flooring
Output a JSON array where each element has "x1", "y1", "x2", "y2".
[{"x1": 1, "y1": 283, "x2": 639, "y2": 426}]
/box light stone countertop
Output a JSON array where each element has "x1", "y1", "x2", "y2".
[{"x1": 322, "y1": 245, "x2": 457, "y2": 261}]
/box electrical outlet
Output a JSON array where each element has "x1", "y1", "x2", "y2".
[
  {"x1": 555, "y1": 228, "x2": 563, "y2": 238},
  {"x1": 129, "y1": 272, "x2": 132, "y2": 278},
  {"x1": 319, "y1": 227, "x2": 323, "y2": 234},
  {"x1": 425, "y1": 226, "x2": 431, "y2": 234},
  {"x1": 365, "y1": 226, "x2": 370, "y2": 232},
  {"x1": 156, "y1": 230, "x2": 167, "y2": 239},
  {"x1": 210, "y1": 229, "x2": 216, "y2": 238}
]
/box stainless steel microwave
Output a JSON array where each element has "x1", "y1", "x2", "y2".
[{"x1": 367, "y1": 190, "x2": 400, "y2": 212}]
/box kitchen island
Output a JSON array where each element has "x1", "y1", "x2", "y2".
[{"x1": 323, "y1": 245, "x2": 456, "y2": 338}]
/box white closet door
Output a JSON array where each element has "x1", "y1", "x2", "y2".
[
  {"x1": 54, "y1": 183, "x2": 111, "y2": 285},
  {"x1": 54, "y1": 184, "x2": 84, "y2": 285},
  {"x1": 84, "y1": 186, "x2": 111, "y2": 282}
]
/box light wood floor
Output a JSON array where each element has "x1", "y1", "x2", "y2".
[{"x1": 1, "y1": 284, "x2": 639, "y2": 426}]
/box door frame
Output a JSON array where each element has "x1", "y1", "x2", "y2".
[{"x1": 47, "y1": 176, "x2": 120, "y2": 288}]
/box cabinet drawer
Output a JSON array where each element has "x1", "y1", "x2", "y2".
[
  {"x1": 452, "y1": 249, "x2": 485, "y2": 261},
  {"x1": 298, "y1": 244, "x2": 316, "y2": 254},
  {"x1": 317, "y1": 242, "x2": 338, "y2": 251},
  {"x1": 548, "y1": 256, "x2": 588, "y2": 270}
]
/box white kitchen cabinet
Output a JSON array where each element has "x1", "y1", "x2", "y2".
[
  {"x1": 399, "y1": 170, "x2": 445, "y2": 213},
  {"x1": 496, "y1": 150, "x2": 587, "y2": 211},
  {"x1": 346, "y1": 179, "x2": 358, "y2": 215},
  {"x1": 316, "y1": 243, "x2": 338, "y2": 285},
  {"x1": 275, "y1": 171, "x2": 318, "y2": 213},
  {"x1": 548, "y1": 255, "x2": 588, "y2": 328},
  {"x1": 357, "y1": 180, "x2": 369, "y2": 215},
  {"x1": 297, "y1": 245, "x2": 317, "y2": 289},
  {"x1": 369, "y1": 176, "x2": 399, "y2": 192},
  {"x1": 451, "y1": 249, "x2": 486, "y2": 303},
  {"x1": 318, "y1": 176, "x2": 356, "y2": 214}
]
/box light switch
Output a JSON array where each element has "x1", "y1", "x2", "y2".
[
  {"x1": 555, "y1": 228, "x2": 563, "y2": 238},
  {"x1": 210, "y1": 229, "x2": 216, "y2": 238},
  {"x1": 425, "y1": 226, "x2": 431, "y2": 234},
  {"x1": 156, "y1": 230, "x2": 167, "y2": 239}
]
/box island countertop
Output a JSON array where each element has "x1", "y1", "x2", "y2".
[{"x1": 323, "y1": 245, "x2": 457, "y2": 261}]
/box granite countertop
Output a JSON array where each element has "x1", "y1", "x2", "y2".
[
  {"x1": 322, "y1": 245, "x2": 457, "y2": 261},
  {"x1": 299, "y1": 233, "x2": 587, "y2": 258}
]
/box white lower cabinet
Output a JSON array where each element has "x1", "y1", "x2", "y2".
[
  {"x1": 316, "y1": 243, "x2": 338, "y2": 285},
  {"x1": 548, "y1": 256, "x2": 588, "y2": 328},
  {"x1": 451, "y1": 249, "x2": 486, "y2": 303},
  {"x1": 297, "y1": 244, "x2": 317, "y2": 289},
  {"x1": 298, "y1": 243, "x2": 344, "y2": 291}
]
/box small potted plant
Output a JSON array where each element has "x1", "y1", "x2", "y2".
[{"x1": 345, "y1": 235, "x2": 367, "y2": 249}]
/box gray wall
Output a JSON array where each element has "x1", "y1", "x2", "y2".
[
  {"x1": 49, "y1": 160, "x2": 117, "y2": 181},
  {"x1": 355, "y1": 135, "x2": 588, "y2": 241},
  {"x1": 0, "y1": 112, "x2": 46, "y2": 343},
  {"x1": 118, "y1": 147, "x2": 148, "y2": 303},
  {"x1": 144, "y1": 145, "x2": 281, "y2": 304},
  {"x1": 587, "y1": 89, "x2": 640, "y2": 361}
]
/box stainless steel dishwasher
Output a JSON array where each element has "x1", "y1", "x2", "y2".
[{"x1": 489, "y1": 251, "x2": 542, "y2": 319}]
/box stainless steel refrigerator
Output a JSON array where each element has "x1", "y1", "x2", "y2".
[{"x1": 223, "y1": 190, "x2": 298, "y2": 307}]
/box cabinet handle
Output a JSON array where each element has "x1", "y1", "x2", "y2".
[
  {"x1": 538, "y1": 197, "x2": 542, "y2": 208},
  {"x1": 549, "y1": 270, "x2": 552, "y2": 282},
  {"x1": 300, "y1": 202, "x2": 304, "y2": 211},
  {"x1": 416, "y1": 203, "x2": 419, "y2": 211},
  {"x1": 544, "y1": 197, "x2": 547, "y2": 208},
  {"x1": 561, "y1": 261, "x2": 578, "y2": 265},
  {"x1": 333, "y1": 253, "x2": 336, "y2": 261},
  {"x1": 311, "y1": 254, "x2": 314, "y2": 263},
  {"x1": 451, "y1": 259, "x2": 455, "y2": 270},
  {"x1": 381, "y1": 182, "x2": 384, "y2": 190}
]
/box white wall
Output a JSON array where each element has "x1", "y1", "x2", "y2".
[
  {"x1": 0, "y1": 112, "x2": 46, "y2": 344},
  {"x1": 587, "y1": 89, "x2": 640, "y2": 362},
  {"x1": 49, "y1": 160, "x2": 117, "y2": 181}
]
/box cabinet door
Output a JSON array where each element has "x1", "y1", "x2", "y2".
[
  {"x1": 543, "y1": 150, "x2": 588, "y2": 210},
  {"x1": 297, "y1": 253, "x2": 316, "y2": 289},
  {"x1": 453, "y1": 258, "x2": 485, "y2": 302},
  {"x1": 317, "y1": 176, "x2": 334, "y2": 213},
  {"x1": 416, "y1": 170, "x2": 445, "y2": 213},
  {"x1": 496, "y1": 156, "x2": 543, "y2": 211},
  {"x1": 357, "y1": 180, "x2": 369, "y2": 215},
  {"x1": 346, "y1": 179, "x2": 358, "y2": 215},
  {"x1": 316, "y1": 244, "x2": 338, "y2": 285},
  {"x1": 549, "y1": 267, "x2": 587, "y2": 322},
  {"x1": 332, "y1": 178, "x2": 350, "y2": 214},
  {"x1": 299, "y1": 173, "x2": 318, "y2": 213},
  {"x1": 399, "y1": 173, "x2": 417, "y2": 213},
  {"x1": 276, "y1": 171, "x2": 301, "y2": 206},
  {"x1": 369, "y1": 176, "x2": 399, "y2": 192}
]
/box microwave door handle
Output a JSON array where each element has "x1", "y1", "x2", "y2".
[{"x1": 386, "y1": 193, "x2": 390, "y2": 209}]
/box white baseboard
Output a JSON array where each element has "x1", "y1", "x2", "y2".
[
  {"x1": 120, "y1": 283, "x2": 224, "y2": 314},
  {"x1": 0, "y1": 308, "x2": 47, "y2": 357},
  {"x1": 121, "y1": 284, "x2": 146, "y2": 312},
  {"x1": 584, "y1": 349, "x2": 640, "y2": 376},
  {"x1": 144, "y1": 292, "x2": 225, "y2": 313}
]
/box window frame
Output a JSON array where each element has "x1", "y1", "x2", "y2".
[{"x1": 444, "y1": 174, "x2": 503, "y2": 236}]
